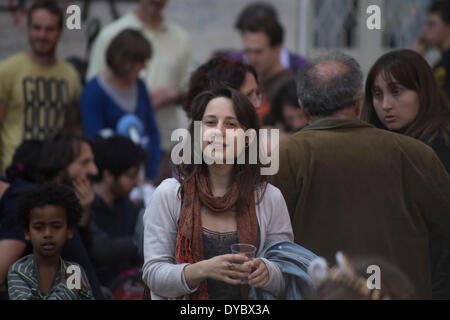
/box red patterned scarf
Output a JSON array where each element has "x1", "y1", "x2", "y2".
[{"x1": 176, "y1": 172, "x2": 258, "y2": 300}]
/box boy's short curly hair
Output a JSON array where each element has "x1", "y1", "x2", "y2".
[{"x1": 16, "y1": 182, "x2": 82, "y2": 230}]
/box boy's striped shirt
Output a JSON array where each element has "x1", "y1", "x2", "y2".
[{"x1": 7, "y1": 254, "x2": 94, "y2": 300}]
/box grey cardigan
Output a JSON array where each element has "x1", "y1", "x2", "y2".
[{"x1": 142, "y1": 178, "x2": 294, "y2": 300}]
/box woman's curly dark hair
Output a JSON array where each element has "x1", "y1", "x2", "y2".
[{"x1": 184, "y1": 55, "x2": 259, "y2": 118}]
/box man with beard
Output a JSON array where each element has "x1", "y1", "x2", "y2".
[
  {"x1": 87, "y1": 135, "x2": 147, "y2": 288},
  {"x1": 38, "y1": 134, "x2": 99, "y2": 248},
  {"x1": 0, "y1": 134, "x2": 104, "y2": 299},
  {"x1": 0, "y1": 0, "x2": 82, "y2": 174},
  {"x1": 270, "y1": 52, "x2": 450, "y2": 299}
]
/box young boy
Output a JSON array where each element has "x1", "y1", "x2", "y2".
[{"x1": 7, "y1": 183, "x2": 93, "y2": 299}]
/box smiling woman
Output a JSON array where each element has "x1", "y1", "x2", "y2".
[
  {"x1": 142, "y1": 85, "x2": 294, "y2": 300},
  {"x1": 200, "y1": 96, "x2": 250, "y2": 165},
  {"x1": 178, "y1": 86, "x2": 266, "y2": 204}
]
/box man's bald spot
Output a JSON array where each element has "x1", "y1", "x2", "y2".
[{"x1": 309, "y1": 61, "x2": 351, "y2": 87}]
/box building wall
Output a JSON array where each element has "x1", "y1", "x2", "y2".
[{"x1": 0, "y1": 0, "x2": 434, "y2": 74}]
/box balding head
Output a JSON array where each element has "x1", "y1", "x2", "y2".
[
  {"x1": 311, "y1": 61, "x2": 350, "y2": 83},
  {"x1": 297, "y1": 51, "x2": 363, "y2": 118}
]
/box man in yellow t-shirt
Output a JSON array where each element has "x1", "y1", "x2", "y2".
[{"x1": 0, "y1": 0, "x2": 81, "y2": 172}]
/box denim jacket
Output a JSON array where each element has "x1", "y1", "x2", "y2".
[{"x1": 249, "y1": 241, "x2": 317, "y2": 300}]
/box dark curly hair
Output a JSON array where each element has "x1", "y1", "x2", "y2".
[
  {"x1": 16, "y1": 182, "x2": 82, "y2": 230},
  {"x1": 184, "y1": 56, "x2": 259, "y2": 118}
]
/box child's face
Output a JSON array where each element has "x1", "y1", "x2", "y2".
[{"x1": 25, "y1": 204, "x2": 74, "y2": 258}]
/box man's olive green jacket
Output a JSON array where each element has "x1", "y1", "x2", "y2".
[{"x1": 271, "y1": 119, "x2": 450, "y2": 299}]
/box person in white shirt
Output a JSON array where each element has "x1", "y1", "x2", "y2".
[{"x1": 142, "y1": 86, "x2": 293, "y2": 300}]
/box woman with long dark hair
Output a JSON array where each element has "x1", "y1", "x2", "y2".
[
  {"x1": 155, "y1": 55, "x2": 262, "y2": 185},
  {"x1": 142, "y1": 86, "x2": 293, "y2": 300},
  {"x1": 362, "y1": 49, "x2": 450, "y2": 299},
  {"x1": 361, "y1": 49, "x2": 450, "y2": 172}
]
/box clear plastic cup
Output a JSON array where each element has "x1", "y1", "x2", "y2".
[{"x1": 230, "y1": 243, "x2": 256, "y2": 284}]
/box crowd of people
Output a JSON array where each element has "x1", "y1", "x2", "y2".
[{"x1": 0, "y1": 0, "x2": 449, "y2": 300}]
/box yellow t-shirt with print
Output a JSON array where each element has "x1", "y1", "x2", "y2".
[{"x1": 0, "y1": 53, "x2": 81, "y2": 171}]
